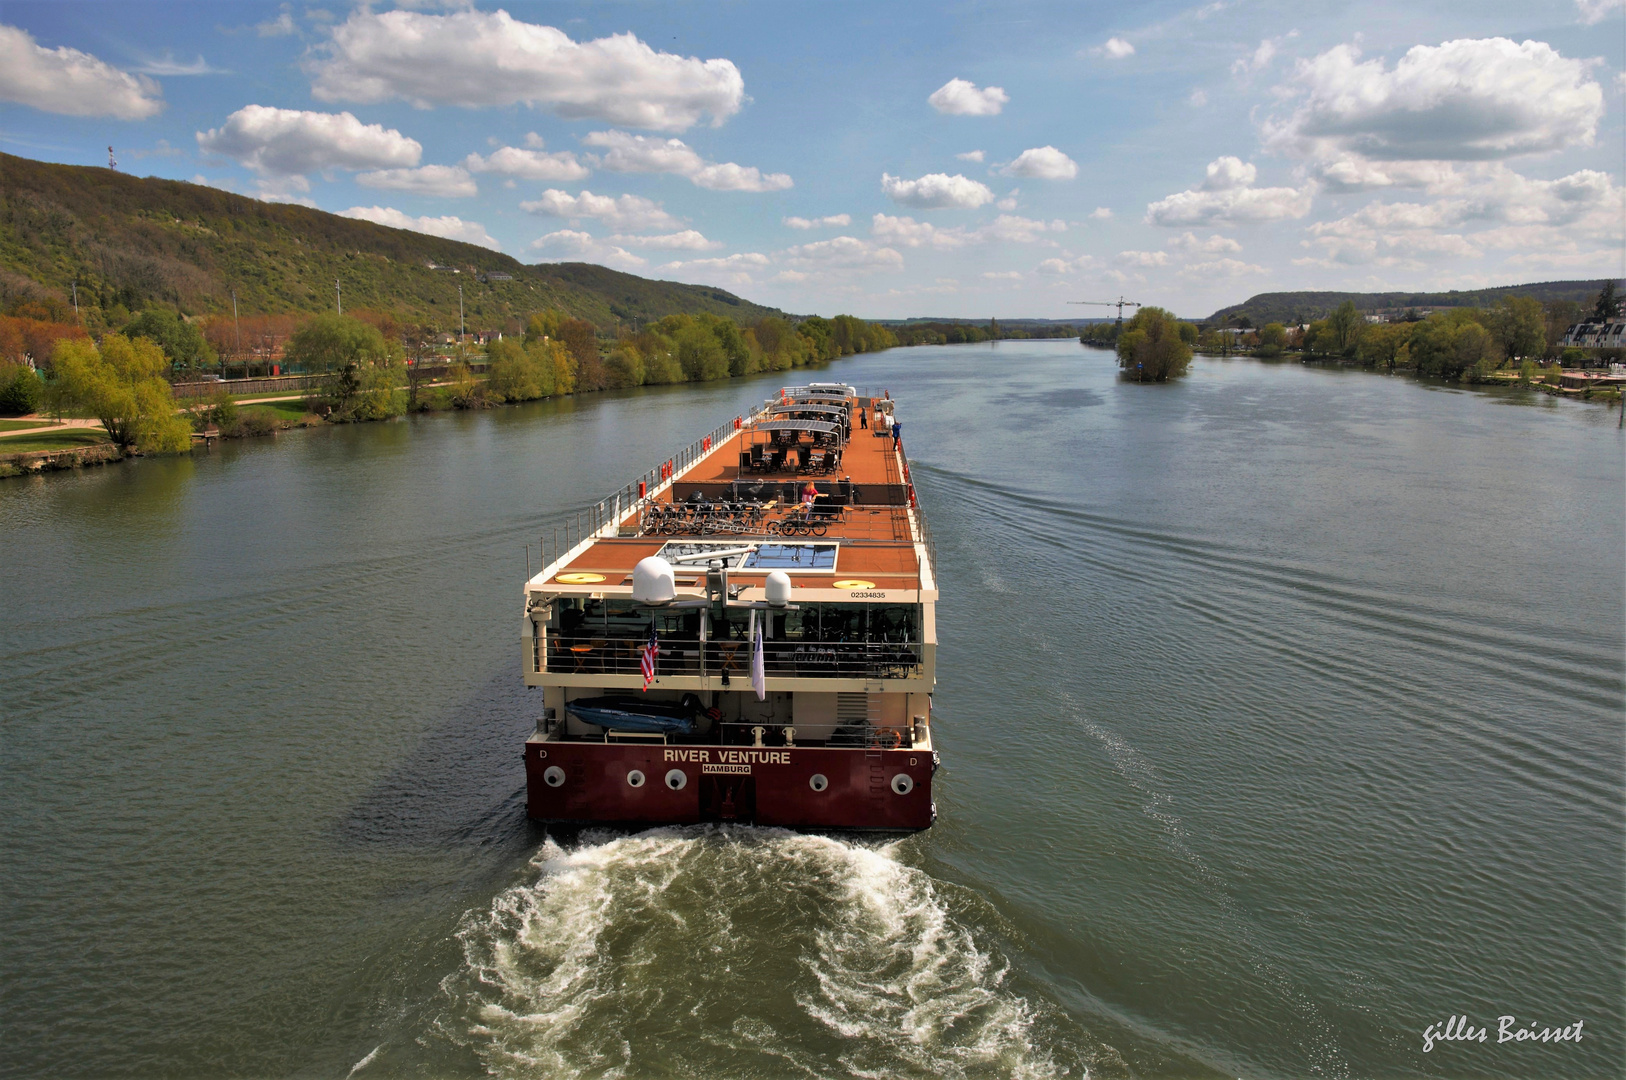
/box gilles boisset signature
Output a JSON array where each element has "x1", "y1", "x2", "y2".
[{"x1": 1423, "y1": 1015, "x2": 1584, "y2": 1052}]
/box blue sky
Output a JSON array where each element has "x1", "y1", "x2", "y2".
[{"x1": 2, "y1": 0, "x2": 1621, "y2": 319}]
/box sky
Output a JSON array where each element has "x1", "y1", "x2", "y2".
[{"x1": 1, "y1": 0, "x2": 1622, "y2": 320}]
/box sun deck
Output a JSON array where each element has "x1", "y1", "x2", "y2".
[{"x1": 528, "y1": 387, "x2": 933, "y2": 599}]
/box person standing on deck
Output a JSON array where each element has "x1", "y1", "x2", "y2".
[
  {"x1": 891, "y1": 419, "x2": 902, "y2": 449},
  {"x1": 859, "y1": 408, "x2": 867, "y2": 430}
]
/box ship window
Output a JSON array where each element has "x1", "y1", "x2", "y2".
[
  {"x1": 775, "y1": 603, "x2": 918, "y2": 643},
  {"x1": 744, "y1": 543, "x2": 837, "y2": 569}
]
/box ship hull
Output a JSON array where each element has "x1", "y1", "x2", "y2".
[{"x1": 525, "y1": 740, "x2": 937, "y2": 831}]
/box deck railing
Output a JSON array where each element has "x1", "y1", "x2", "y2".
[
  {"x1": 535, "y1": 398, "x2": 776, "y2": 574},
  {"x1": 536, "y1": 635, "x2": 924, "y2": 680}
]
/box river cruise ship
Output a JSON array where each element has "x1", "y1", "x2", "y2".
[{"x1": 522, "y1": 383, "x2": 939, "y2": 830}]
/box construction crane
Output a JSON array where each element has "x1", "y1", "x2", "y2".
[{"x1": 1069, "y1": 297, "x2": 1140, "y2": 327}]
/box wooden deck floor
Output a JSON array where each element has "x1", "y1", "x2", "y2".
[{"x1": 543, "y1": 393, "x2": 924, "y2": 590}]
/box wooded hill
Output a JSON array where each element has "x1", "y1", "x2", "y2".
[
  {"x1": 0, "y1": 152, "x2": 782, "y2": 332},
  {"x1": 1208, "y1": 281, "x2": 1613, "y2": 327}
]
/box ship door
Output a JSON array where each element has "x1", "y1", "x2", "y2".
[{"x1": 698, "y1": 776, "x2": 757, "y2": 823}]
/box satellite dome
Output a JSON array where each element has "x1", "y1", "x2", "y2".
[
  {"x1": 632, "y1": 557, "x2": 676, "y2": 604},
  {"x1": 765, "y1": 570, "x2": 793, "y2": 607}
]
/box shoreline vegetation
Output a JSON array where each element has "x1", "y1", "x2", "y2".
[
  {"x1": 1078, "y1": 286, "x2": 1626, "y2": 403},
  {"x1": 0, "y1": 308, "x2": 896, "y2": 477}
]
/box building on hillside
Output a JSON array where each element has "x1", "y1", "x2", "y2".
[
  {"x1": 1561, "y1": 322, "x2": 1626, "y2": 349},
  {"x1": 481, "y1": 272, "x2": 513, "y2": 282}
]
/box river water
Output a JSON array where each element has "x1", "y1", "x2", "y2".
[{"x1": 3, "y1": 341, "x2": 1621, "y2": 1079}]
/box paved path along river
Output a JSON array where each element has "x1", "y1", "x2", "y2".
[{"x1": 3, "y1": 341, "x2": 1621, "y2": 1079}]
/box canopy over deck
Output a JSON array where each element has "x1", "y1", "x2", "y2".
[
  {"x1": 753, "y1": 418, "x2": 841, "y2": 437},
  {"x1": 770, "y1": 403, "x2": 848, "y2": 417}
]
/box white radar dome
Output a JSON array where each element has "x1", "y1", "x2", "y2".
[
  {"x1": 765, "y1": 570, "x2": 793, "y2": 607},
  {"x1": 632, "y1": 556, "x2": 676, "y2": 604}
]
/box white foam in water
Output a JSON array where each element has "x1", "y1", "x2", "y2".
[{"x1": 440, "y1": 827, "x2": 1078, "y2": 1079}]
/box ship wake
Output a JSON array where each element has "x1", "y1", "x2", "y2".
[{"x1": 434, "y1": 827, "x2": 1086, "y2": 1079}]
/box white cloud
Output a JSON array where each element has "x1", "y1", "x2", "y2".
[
  {"x1": 1169, "y1": 232, "x2": 1242, "y2": 254},
  {"x1": 606, "y1": 230, "x2": 721, "y2": 250},
  {"x1": 1037, "y1": 254, "x2": 1098, "y2": 275},
  {"x1": 1180, "y1": 257, "x2": 1268, "y2": 277},
  {"x1": 1093, "y1": 37, "x2": 1135, "y2": 59},
  {"x1": 1189, "y1": 88, "x2": 1208, "y2": 107},
  {"x1": 1298, "y1": 165, "x2": 1620, "y2": 270},
  {"x1": 1145, "y1": 156, "x2": 1312, "y2": 226},
  {"x1": 257, "y1": 11, "x2": 296, "y2": 37},
  {"x1": 956, "y1": 150, "x2": 986, "y2": 162},
  {"x1": 780, "y1": 236, "x2": 904, "y2": 272},
  {"x1": 197, "y1": 105, "x2": 421, "y2": 176},
  {"x1": 881, "y1": 172, "x2": 995, "y2": 210},
  {"x1": 528, "y1": 229, "x2": 647, "y2": 270},
  {"x1": 658, "y1": 252, "x2": 770, "y2": 279},
  {"x1": 308, "y1": 9, "x2": 743, "y2": 131},
  {"x1": 928, "y1": 78, "x2": 1008, "y2": 116},
  {"x1": 870, "y1": 213, "x2": 1064, "y2": 249},
  {"x1": 356, "y1": 164, "x2": 476, "y2": 197},
  {"x1": 1118, "y1": 250, "x2": 1171, "y2": 267},
  {"x1": 582, "y1": 130, "x2": 791, "y2": 191},
  {"x1": 1089, "y1": 208, "x2": 1114, "y2": 221},
  {"x1": 340, "y1": 205, "x2": 499, "y2": 249},
  {"x1": 519, "y1": 189, "x2": 681, "y2": 232},
  {"x1": 134, "y1": 53, "x2": 226, "y2": 76},
  {"x1": 1264, "y1": 38, "x2": 1604, "y2": 162},
  {"x1": 0, "y1": 24, "x2": 164, "y2": 119},
  {"x1": 982, "y1": 270, "x2": 1025, "y2": 281},
  {"x1": 1576, "y1": 0, "x2": 1624, "y2": 23},
  {"x1": 1232, "y1": 32, "x2": 1295, "y2": 77},
  {"x1": 1310, "y1": 156, "x2": 1457, "y2": 194},
  {"x1": 464, "y1": 145, "x2": 590, "y2": 181},
  {"x1": 998, "y1": 146, "x2": 1078, "y2": 180},
  {"x1": 783, "y1": 214, "x2": 851, "y2": 229}
]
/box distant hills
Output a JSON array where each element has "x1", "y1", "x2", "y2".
[
  {"x1": 0, "y1": 152, "x2": 782, "y2": 331},
  {"x1": 1207, "y1": 281, "x2": 1613, "y2": 326}
]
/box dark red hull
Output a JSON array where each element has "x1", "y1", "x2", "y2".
[{"x1": 525, "y1": 741, "x2": 937, "y2": 831}]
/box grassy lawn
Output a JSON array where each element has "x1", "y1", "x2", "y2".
[
  {"x1": 243, "y1": 400, "x2": 315, "y2": 421},
  {"x1": 1, "y1": 429, "x2": 112, "y2": 454},
  {"x1": 0, "y1": 419, "x2": 55, "y2": 432}
]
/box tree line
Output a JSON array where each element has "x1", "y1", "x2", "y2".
[{"x1": 2, "y1": 301, "x2": 897, "y2": 451}]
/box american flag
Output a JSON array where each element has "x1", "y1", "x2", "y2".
[{"x1": 640, "y1": 623, "x2": 659, "y2": 690}]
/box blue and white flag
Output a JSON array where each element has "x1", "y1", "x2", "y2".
[{"x1": 750, "y1": 610, "x2": 766, "y2": 701}]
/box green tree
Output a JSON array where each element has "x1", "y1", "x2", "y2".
[
  {"x1": 49, "y1": 334, "x2": 192, "y2": 451},
  {"x1": 1407, "y1": 311, "x2": 1494, "y2": 380},
  {"x1": 1117, "y1": 307, "x2": 1194, "y2": 382},
  {"x1": 1354, "y1": 323, "x2": 1413, "y2": 370},
  {"x1": 698, "y1": 313, "x2": 751, "y2": 376},
  {"x1": 674, "y1": 320, "x2": 729, "y2": 381},
  {"x1": 123, "y1": 308, "x2": 216, "y2": 377},
  {"x1": 283, "y1": 313, "x2": 389, "y2": 373},
  {"x1": 486, "y1": 336, "x2": 554, "y2": 401},
  {"x1": 1327, "y1": 300, "x2": 1365, "y2": 356},
  {"x1": 0, "y1": 364, "x2": 42, "y2": 415},
  {"x1": 1590, "y1": 280, "x2": 1620, "y2": 322},
  {"x1": 1542, "y1": 299, "x2": 1581, "y2": 357},
  {"x1": 603, "y1": 342, "x2": 646, "y2": 388},
  {"x1": 1485, "y1": 297, "x2": 1545, "y2": 362},
  {"x1": 284, "y1": 314, "x2": 404, "y2": 418},
  {"x1": 1257, "y1": 322, "x2": 1288, "y2": 350}
]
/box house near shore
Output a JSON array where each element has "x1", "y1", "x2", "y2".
[{"x1": 1560, "y1": 321, "x2": 1626, "y2": 349}]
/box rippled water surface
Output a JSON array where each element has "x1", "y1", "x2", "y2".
[{"x1": 3, "y1": 343, "x2": 1621, "y2": 1079}]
